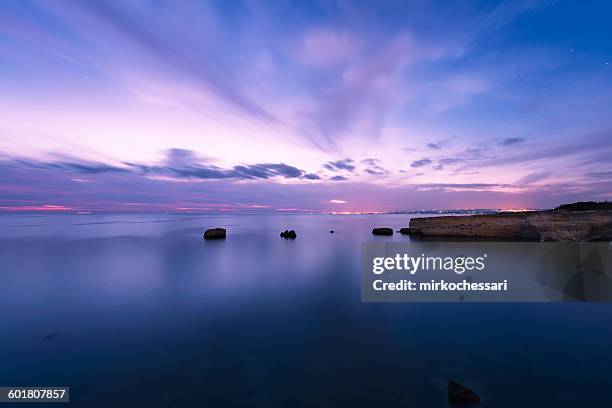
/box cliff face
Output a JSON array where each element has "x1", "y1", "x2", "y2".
[{"x1": 407, "y1": 210, "x2": 612, "y2": 241}]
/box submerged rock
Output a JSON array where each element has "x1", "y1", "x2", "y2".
[
  {"x1": 448, "y1": 380, "x2": 480, "y2": 404},
  {"x1": 203, "y1": 228, "x2": 226, "y2": 240},
  {"x1": 41, "y1": 332, "x2": 65, "y2": 341},
  {"x1": 372, "y1": 227, "x2": 393, "y2": 236},
  {"x1": 280, "y1": 230, "x2": 297, "y2": 239}
]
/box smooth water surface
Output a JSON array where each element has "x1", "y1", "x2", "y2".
[{"x1": 1, "y1": 214, "x2": 611, "y2": 407}]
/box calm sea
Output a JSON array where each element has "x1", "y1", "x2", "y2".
[{"x1": 0, "y1": 213, "x2": 611, "y2": 407}]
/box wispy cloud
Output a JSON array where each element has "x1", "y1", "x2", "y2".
[
  {"x1": 499, "y1": 137, "x2": 526, "y2": 146},
  {"x1": 73, "y1": 1, "x2": 280, "y2": 123},
  {"x1": 361, "y1": 158, "x2": 389, "y2": 175},
  {"x1": 410, "y1": 158, "x2": 432, "y2": 168},
  {"x1": 427, "y1": 141, "x2": 448, "y2": 150},
  {"x1": 324, "y1": 159, "x2": 356, "y2": 172}
]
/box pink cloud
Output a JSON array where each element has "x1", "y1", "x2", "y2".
[{"x1": 0, "y1": 204, "x2": 72, "y2": 212}]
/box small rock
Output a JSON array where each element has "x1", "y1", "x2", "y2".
[
  {"x1": 399, "y1": 227, "x2": 412, "y2": 235},
  {"x1": 448, "y1": 380, "x2": 480, "y2": 404},
  {"x1": 203, "y1": 228, "x2": 226, "y2": 240},
  {"x1": 372, "y1": 227, "x2": 393, "y2": 236},
  {"x1": 329, "y1": 230, "x2": 335, "y2": 233},
  {"x1": 280, "y1": 230, "x2": 297, "y2": 239}
]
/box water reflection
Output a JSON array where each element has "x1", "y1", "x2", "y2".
[{"x1": 0, "y1": 214, "x2": 611, "y2": 407}]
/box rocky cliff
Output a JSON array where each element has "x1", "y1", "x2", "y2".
[{"x1": 406, "y1": 209, "x2": 612, "y2": 241}]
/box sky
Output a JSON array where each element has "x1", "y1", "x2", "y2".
[{"x1": 1, "y1": 0, "x2": 612, "y2": 213}]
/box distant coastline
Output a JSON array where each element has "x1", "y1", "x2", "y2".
[{"x1": 387, "y1": 208, "x2": 535, "y2": 215}]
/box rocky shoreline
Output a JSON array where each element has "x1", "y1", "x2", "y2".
[{"x1": 405, "y1": 207, "x2": 612, "y2": 241}]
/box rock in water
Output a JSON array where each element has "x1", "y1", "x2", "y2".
[
  {"x1": 372, "y1": 227, "x2": 393, "y2": 235},
  {"x1": 399, "y1": 227, "x2": 412, "y2": 235},
  {"x1": 329, "y1": 230, "x2": 335, "y2": 234},
  {"x1": 203, "y1": 228, "x2": 226, "y2": 240},
  {"x1": 448, "y1": 380, "x2": 480, "y2": 403},
  {"x1": 280, "y1": 230, "x2": 297, "y2": 239}
]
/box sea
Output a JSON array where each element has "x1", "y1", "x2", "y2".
[{"x1": 0, "y1": 213, "x2": 611, "y2": 407}]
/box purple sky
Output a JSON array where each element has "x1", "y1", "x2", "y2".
[{"x1": 1, "y1": 0, "x2": 612, "y2": 213}]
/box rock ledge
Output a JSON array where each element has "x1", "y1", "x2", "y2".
[{"x1": 406, "y1": 209, "x2": 612, "y2": 241}]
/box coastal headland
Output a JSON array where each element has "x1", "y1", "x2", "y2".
[{"x1": 405, "y1": 202, "x2": 612, "y2": 241}]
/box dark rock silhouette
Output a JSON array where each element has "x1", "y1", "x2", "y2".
[
  {"x1": 203, "y1": 228, "x2": 226, "y2": 239},
  {"x1": 280, "y1": 230, "x2": 297, "y2": 239},
  {"x1": 556, "y1": 201, "x2": 612, "y2": 211},
  {"x1": 372, "y1": 228, "x2": 393, "y2": 235},
  {"x1": 399, "y1": 227, "x2": 412, "y2": 235},
  {"x1": 329, "y1": 230, "x2": 335, "y2": 233},
  {"x1": 448, "y1": 379, "x2": 480, "y2": 404}
]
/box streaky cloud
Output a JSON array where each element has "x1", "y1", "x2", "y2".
[
  {"x1": 499, "y1": 137, "x2": 526, "y2": 146},
  {"x1": 74, "y1": 1, "x2": 279, "y2": 123},
  {"x1": 1, "y1": 151, "x2": 316, "y2": 181},
  {"x1": 324, "y1": 159, "x2": 356, "y2": 172},
  {"x1": 410, "y1": 158, "x2": 432, "y2": 168}
]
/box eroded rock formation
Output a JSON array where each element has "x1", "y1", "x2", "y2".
[{"x1": 407, "y1": 209, "x2": 612, "y2": 241}]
